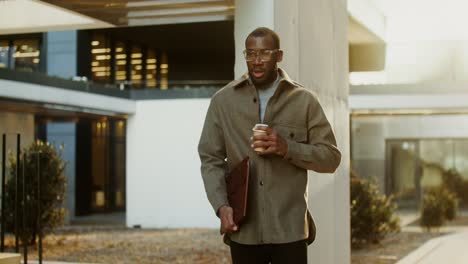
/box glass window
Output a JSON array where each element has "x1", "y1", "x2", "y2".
[
  {"x1": 112, "y1": 120, "x2": 126, "y2": 209},
  {"x1": 115, "y1": 41, "x2": 127, "y2": 86},
  {"x1": 160, "y1": 51, "x2": 169, "y2": 90},
  {"x1": 0, "y1": 40, "x2": 9, "y2": 69},
  {"x1": 387, "y1": 138, "x2": 468, "y2": 208},
  {"x1": 130, "y1": 45, "x2": 143, "y2": 88},
  {"x1": 454, "y1": 139, "x2": 468, "y2": 180},
  {"x1": 420, "y1": 139, "x2": 454, "y2": 171},
  {"x1": 91, "y1": 34, "x2": 111, "y2": 83},
  {"x1": 12, "y1": 39, "x2": 40, "y2": 72},
  {"x1": 146, "y1": 49, "x2": 157, "y2": 88},
  {"x1": 91, "y1": 120, "x2": 108, "y2": 210},
  {"x1": 87, "y1": 33, "x2": 171, "y2": 89}
]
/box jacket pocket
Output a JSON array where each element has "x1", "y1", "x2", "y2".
[
  {"x1": 307, "y1": 209, "x2": 316, "y2": 244},
  {"x1": 274, "y1": 124, "x2": 308, "y2": 143}
]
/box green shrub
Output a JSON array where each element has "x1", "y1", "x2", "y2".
[
  {"x1": 420, "y1": 190, "x2": 445, "y2": 230},
  {"x1": 442, "y1": 169, "x2": 468, "y2": 207},
  {"x1": 3, "y1": 141, "x2": 67, "y2": 245},
  {"x1": 441, "y1": 188, "x2": 458, "y2": 221},
  {"x1": 420, "y1": 187, "x2": 458, "y2": 230},
  {"x1": 350, "y1": 171, "x2": 400, "y2": 248}
]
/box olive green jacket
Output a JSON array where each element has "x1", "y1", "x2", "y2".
[{"x1": 198, "y1": 68, "x2": 341, "y2": 245}]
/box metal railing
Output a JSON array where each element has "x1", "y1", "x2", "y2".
[
  {"x1": 0, "y1": 68, "x2": 227, "y2": 100},
  {"x1": 1, "y1": 133, "x2": 43, "y2": 264}
]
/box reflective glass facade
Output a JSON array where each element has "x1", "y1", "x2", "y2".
[{"x1": 0, "y1": 35, "x2": 42, "y2": 72}]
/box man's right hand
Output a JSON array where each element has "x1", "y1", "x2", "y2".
[{"x1": 218, "y1": 205, "x2": 238, "y2": 235}]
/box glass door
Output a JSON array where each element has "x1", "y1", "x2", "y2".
[{"x1": 386, "y1": 140, "x2": 420, "y2": 208}]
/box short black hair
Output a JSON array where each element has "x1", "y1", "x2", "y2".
[{"x1": 245, "y1": 27, "x2": 280, "y2": 49}]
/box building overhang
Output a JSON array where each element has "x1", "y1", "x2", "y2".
[
  {"x1": 0, "y1": 0, "x2": 235, "y2": 35},
  {"x1": 0, "y1": 79, "x2": 135, "y2": 116},
  {"x1": 41, "y1": 0, "x2": 234, "y2": 27},
  {"x1": 0, "y1": 0, "x2": 113, "y2": 35},
  {"x1": 347, "y1": 0, "x2": 386, "y2": 72},
  {"x1": 350, "y1": 83, "x2": 468, "y2": 115},
  {"x1": 348, "y1": 0, "x2": 386, "y2": 43}
]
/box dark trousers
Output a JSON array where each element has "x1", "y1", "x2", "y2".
[{"x1": 230, "y1": 240, "x2": 308, "y2": 264}]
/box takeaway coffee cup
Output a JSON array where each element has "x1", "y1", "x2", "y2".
[{"x1": 252, "y1": 124, "x2": 269, "y2": 152}]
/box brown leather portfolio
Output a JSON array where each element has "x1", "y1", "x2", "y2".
[{"x1": 226, "y1": 156, "x2": 250, "y2": 225}]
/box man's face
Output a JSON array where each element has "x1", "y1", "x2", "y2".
[{"x1": 245, "y1": 35, "x2": 283, "y2": 86}]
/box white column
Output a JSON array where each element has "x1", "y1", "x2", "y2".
[
  {"x1": 235, "y1": 1, "x2": 350, "y2": 263},
  {"x1": 234, "y1": 0, "x2": 275, "y2": 78}
]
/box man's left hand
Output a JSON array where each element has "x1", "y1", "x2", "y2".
[{"x1": 251, "y1": 126, "x2": 288, "y2": 157}]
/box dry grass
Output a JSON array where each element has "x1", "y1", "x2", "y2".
[
  {"x1": 5, "y1": 228, "x2": 231, "y2": 264},
  {"x1": 3, "y1": 215, "x2": 467, "y2": 264}
]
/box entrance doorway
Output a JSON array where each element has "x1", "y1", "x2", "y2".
[{"x1": 386, "y1": 140, "x2": 421, "y2": 208}]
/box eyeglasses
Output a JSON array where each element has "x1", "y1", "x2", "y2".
[{"x1": 243, "y1": 49, "x2": 279, "y2": 62}]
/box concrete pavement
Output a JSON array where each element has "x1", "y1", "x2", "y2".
[
  {"x1": 396, "y1": 209, "x2": 468, "y2": 264},
  {"x1": 397, "y1": 231, "x2": 468, "y2": 264}
]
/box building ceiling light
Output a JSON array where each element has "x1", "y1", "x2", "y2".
[
  {"x1": 127, "y1": 6, "x2": 233, "y2": 18},
  {"x1": 126, "y1": 0, "x2": 226, "y2": 8},
  {"x1": 13, "y1": 51, "x2": 40, "y2": 58},
  {"x1": 95, "y1": 55, "x2": 111, "y2": 60},
  {"x1": 92, "y1": 48, "x2": 111, "y2": 54}
]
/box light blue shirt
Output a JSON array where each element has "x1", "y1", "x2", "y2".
[{"x1": 257, "y1": 75, "x2": 281, "y2": 122}]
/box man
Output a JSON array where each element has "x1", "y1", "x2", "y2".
[{"x1": 198, "y1": 27, "x2": 341, "y2": 263}]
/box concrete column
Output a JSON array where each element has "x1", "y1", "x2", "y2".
[
  {"x1": 235, "y1": 1, "x2": 350, "y2": 263},
  {"x1": 234, "y1": 0, "x2": 274, "y2": 78}
]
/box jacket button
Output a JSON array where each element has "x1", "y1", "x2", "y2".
[
  {"x1": 289, "y1": 132, "x2": 295, "y2": 138},
  {"x1": 253, "y1": 98, "x2": 257, "y2": 103},
  {"x1": 260, "y1": 180, "x2": 264, "y2": 186}
]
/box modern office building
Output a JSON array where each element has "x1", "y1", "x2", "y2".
[
  {"x1": 0, "y1": 0, "x2": 400, "y2": 263},
  {"x1": 349, "y1": 0, "x2": 468, "y2": 209}
]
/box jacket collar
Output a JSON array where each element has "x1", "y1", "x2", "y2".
[{"x1": 231, "y1": 68, "x2": 299, "y2": 89}]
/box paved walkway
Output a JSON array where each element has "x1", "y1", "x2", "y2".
[
  {"x1": 397, "y1": 231, "x2": 468, "y2": 264},
  {"x1": 396, "y1": 210, "x2": 468, "y2": 264}
]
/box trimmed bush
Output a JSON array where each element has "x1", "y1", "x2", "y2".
[
  {"x1": 420, "y1": 192, "x2": 445, "y2": 230},
  {"x1": 442, "y1": 169, "x2": 468, "y2": 207},
  {"x1": 350, "y1": 171, "x2": 400, "y2": 248},
  {"x1": 420, "y1": 187, "x2": 458, "y2": 230},
  {"x1": 3, "y1": 141, "x2": 66, "y2": 245},
  {"x1": 441, "y1": 188, "x2": 458, "y2": 221}
]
